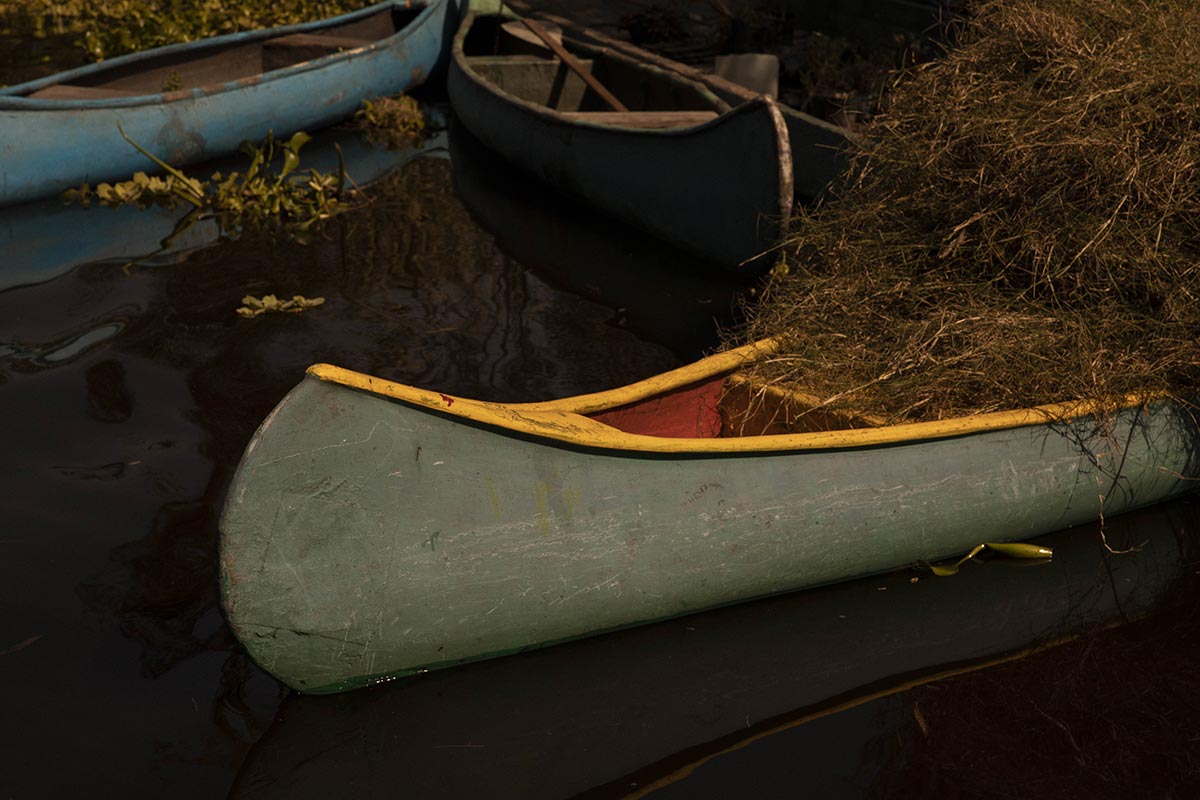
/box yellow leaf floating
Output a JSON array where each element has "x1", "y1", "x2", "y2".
[
  {"x1": 923, "y1": 541, "x2": 1053, "y2": 577},
  {"x1": 237, "y1": 294, "x2": 325, "y2": 318}
]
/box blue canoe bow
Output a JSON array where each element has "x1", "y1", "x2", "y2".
[{"x1": 0, "y1": 0, "x2": 459, "y2": 206}]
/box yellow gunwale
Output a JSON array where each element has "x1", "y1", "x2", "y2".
[{"x1": 305, "y1": 339, "x2": 1157, "y2": 454}]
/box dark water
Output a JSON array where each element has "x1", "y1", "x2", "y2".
[{"x1": 3, "y1": 115, "x2": 1200, "y2": 799}]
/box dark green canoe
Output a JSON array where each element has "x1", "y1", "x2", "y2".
[
  {"x1": 219, "y1": 342, "x2": 1200, "y2": 693},
  {"x1": 447, "y1": 10, "x2": 852, "y2": 271}
]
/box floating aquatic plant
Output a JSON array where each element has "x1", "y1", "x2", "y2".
[
  {"x1": 921, "y1": 542, "x2": 1054, "y2": 577},
  {"x1": 237, "y1": 294, "x2": 326, "y2": 317},
  {"x1": 0, "y1": 0, "x2": 368, "y2": 60},
  {"x1": 355, "y1": 93, "x2": 429, "y2": 149},
  {"x1": 63, "y1": 127, "x2": 357, "y2": 243}
]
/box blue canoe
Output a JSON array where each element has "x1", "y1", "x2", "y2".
[
  {"x1": 0, "y1": 121, "x2": 450, "y2": 293},
  {"x1": 0, "y1": 0, "x2": 458, "y2": 206}
]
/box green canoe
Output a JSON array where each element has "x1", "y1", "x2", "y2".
[
  {"x1": 219, "y1": 342, "x2": 1200, "y2": 693},
  {"x1": 230, "y1": 503, "x2": 1196, "y2": 796},
  {"x1": 446, "y1": 11, "x2": 848, "y2": 272}
]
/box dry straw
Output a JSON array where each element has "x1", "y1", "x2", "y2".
[{"x1": 733, "y1": 0, "x2": 1200, "y2": 422}]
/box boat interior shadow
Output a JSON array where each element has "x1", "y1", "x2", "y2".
[
  {"x1": 447, "y1": 120, "x2": 749, "y2": 361},
  {"x1": 229, "y1": 498, "x2": 1200, "y2": 799}
]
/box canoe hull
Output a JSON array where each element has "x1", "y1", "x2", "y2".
[
  {"x1": 0, "y1": 1, "x2": 456, "y2": 206},
  {"x1": 230, "y1": 502, "x2": 1197, "y2": 797},
  {"x1": 219, "y1": 373, "x2": 1199, "y2": 693},
  {"x1": 549, "y1": 17, "x2": 853, "y2": 200},
  {"x1": 446, "y1": 13, "x2": 792, "y2": 271}
]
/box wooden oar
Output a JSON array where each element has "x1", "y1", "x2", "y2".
[{"x1": 518, "y1": 17, "x2": 629, "y2": 113}]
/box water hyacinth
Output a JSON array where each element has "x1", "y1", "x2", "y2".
[
  {"x1": 0, "y1": 0, "x2": 370, "y2": 60},
  {"x1": 63, "y1": 129, "x2": 356, "y2": 243}
]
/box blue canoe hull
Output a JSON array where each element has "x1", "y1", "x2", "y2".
[{"x1": 0, "y1": 0, "x2": 458, "y2": 206}]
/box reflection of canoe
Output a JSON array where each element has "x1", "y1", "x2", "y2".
[
  {"x1": 447, "y1": 11, "x2": 847, "y2": 271},
  {"x1": 0, "y1": 0, "x2": 458, "y2": 206},
  {"x1": 447, "y1": 122, "x2": 745, "y2": 359},
  {"x1": 0, "y1": 125, "x2": 447, "y2": 293},
  {"x1": 219, "y1": 340, "x2": 1200, "y2": 693},
  {"x1": 229, "y1": 501, "x2": 1199, "y2": 798}
]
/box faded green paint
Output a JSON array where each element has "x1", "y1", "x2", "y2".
[{"x1": 220, "y1": 376, "x2": 1200, "y2": 693}]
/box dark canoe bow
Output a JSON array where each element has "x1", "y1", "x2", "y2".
[
  {"x1": 219, "y1": 341, "x2": 1200, "y2": 693},
  {"x1": 447, "y1": 10, "x2": 795, "y2": 272},
  {"x1": 0, "y1": 0, "x2": 458, "y2": 206},
  {"x1": 540, "y1": 11, "x2": 855, "y2": 203}
]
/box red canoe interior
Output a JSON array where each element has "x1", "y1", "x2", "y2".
[{"x1": 587, "y1": 375, "x2": 884, "y2": 439}]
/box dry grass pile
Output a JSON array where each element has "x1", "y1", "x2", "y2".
[{"x1": 734, "y1": 0, "x2": 1200, "y2": 422}]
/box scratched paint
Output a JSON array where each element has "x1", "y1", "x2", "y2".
[{"x1": 221, "y1": 363, "x2": 1200, "y2": 695}]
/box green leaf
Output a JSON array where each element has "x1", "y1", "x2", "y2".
[
  {"x1": 115, "y1": 123, "x2": 204, "y2": 206},
  {"x1": 286, "y1": 130, "x2": 311, "y2": 153},
  {"x1": 280, "y1": 148, "x2": 302, "y2": 179}
]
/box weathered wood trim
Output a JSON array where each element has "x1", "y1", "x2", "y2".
[
  {"x1": 559, "y1": 110, "x2": 720, "y2": 129},
  {"x1": 27, "y1": 84, "x2": 142, "y2": 100}
]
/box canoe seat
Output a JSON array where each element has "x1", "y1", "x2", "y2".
[
  {"x1": 560, "y1": 110, "x2": 719, "y2": 129},
  {"x1": 27, "y1": 84, "x2": 143, "y2": 100},
  {"x1": 263, "y1": 33, "x2": 373, "y2": 70}
]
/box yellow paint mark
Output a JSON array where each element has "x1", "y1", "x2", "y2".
[
  {"x1": 535, "y1": 483, "x2": 550, "y2": 537},
  {"x1": 561, "y1": 486, "x2": 577, "y2": 523},
  {"x1": 486, "y1": 478, "x2": 502, "y2": 519}
]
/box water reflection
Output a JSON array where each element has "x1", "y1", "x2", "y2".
[
  {"x1": 2, "y1": 105, "x2": 1196, "y2": 798},
  {"x1": 447, "y1": 122, "x2": 749, "y2": 360},
  {"x1": 0, "y1": 123, "x2": 699, "y2": 796},
  {"x1": 0, "y1": 122, "x2": 445, "y2": 293},
  {"x1": 230, "y1": 500, "x2": 1199, "y2": 798}
]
